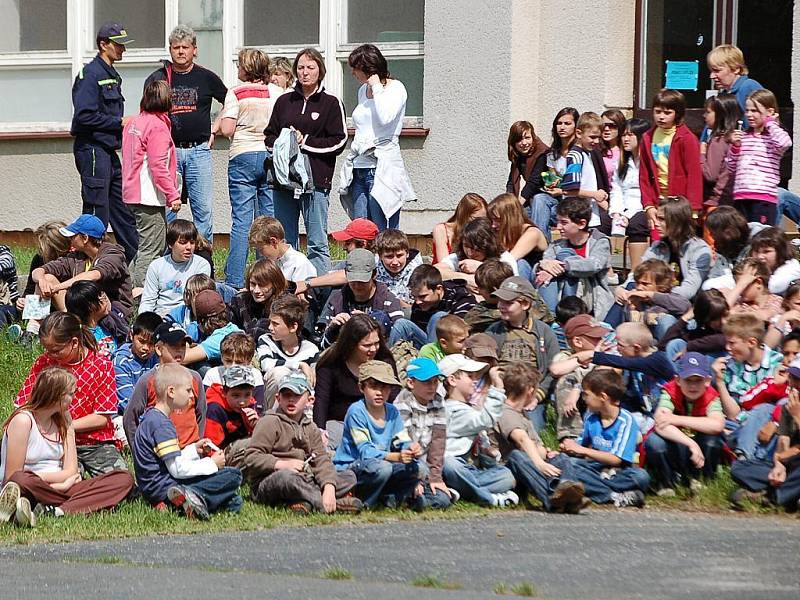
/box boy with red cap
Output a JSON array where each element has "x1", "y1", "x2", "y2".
[{"x1": 645, "y1": 352, "x2": 725, "y2": 496}]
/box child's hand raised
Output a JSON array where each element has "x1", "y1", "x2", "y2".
[
  {"x1": 242, "y1": 407, "x2": 259, "y2": 427},
  {"x1": 488, "y1": 366, "x2": 504, "y2": 389},
  {"x1": 711, "y1": 357, "x2": 728, "y2": 382},
  {"x1": 731, "y1": 129, "x2": 744, "y2": 147}
]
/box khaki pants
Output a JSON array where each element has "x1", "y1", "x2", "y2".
[{"x1": 130, "y1": 204, "x2": 167, "y2": 288}]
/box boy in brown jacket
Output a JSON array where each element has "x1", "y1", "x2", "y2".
[{"x1": 243, "y1": 371, "x2": 362, "y2": 514}]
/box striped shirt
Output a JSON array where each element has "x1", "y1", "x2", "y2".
[
  {"x1": 579, "y1": 408, "x2": 640, "y2": 464},
  {"x1": 728, "y1": 120, "x2": 792, "y2": 203},
  {"x1": 256, "y1": 333, "x2": 319, "y2": 375},
  {"x1": 0, "y1": 245, "x2": 18, "y2": 305},
  {"x1": 113, "y1": 342, "x2": 158, "y2": 414},
  {"x1": 723, "y1": 345, "x2": 783, "y2": 405}
]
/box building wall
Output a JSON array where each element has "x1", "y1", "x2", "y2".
[{"x1": 1, "y1": 0, "x2": 798, "y2": 238}]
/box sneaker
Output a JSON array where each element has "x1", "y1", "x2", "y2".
[
  {"x1": 14, "y1": 497, "x2": 36, "y2": 528},
  {"x1": 689, "y1": 478, "x2": 704, "y2": 492},
  {"x1": 152, "y1": 502, "x2": 169, "y2": 512},
  {"x1": 611, "y1": 490, "x2": 645, "y2": 508},
  {"x1": 656, "y1": 486, "x2": 677, "y2": 498},
  {"x1": 288, "y1": 501, "x2": 313, "y2": 515},
  {"x1": 549, "y1": 481, "x2": 585, "y2": 514},
  {"x1": 33, "y1": 504, "x2": 64, "y2": 519},
  {"x1": 730, "y1": 488, "x2": 767, "y2": 511},
  {"x1": 447, "y1": 488, "x2": 461, "y2": 503},
  {"x1": 6, "y1": 323, "x2": 22, "y2": 341},
  {"x1": 335, "y1": 496, "x2": 363, "y2": 514},
  {"x1": 0, "y1": 482, "x2": 21, "y2": 523},
  {"x1": 167, "y1": 485, "x2": 210, "y2": 521},
  {"x1": 18, "y1": 331, "x2": 38, "y2": 350},
  {"x1": 491, "y1": 490, "x2": 520, "y2": 508}
]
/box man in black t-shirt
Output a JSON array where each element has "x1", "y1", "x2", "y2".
[{"x1": 145, "y1": 25, "x2": 227, "y2": 243}]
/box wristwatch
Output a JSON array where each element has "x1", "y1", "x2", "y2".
[{"x1": 304, "y1": 276, "x2": 314, "y2": 288}]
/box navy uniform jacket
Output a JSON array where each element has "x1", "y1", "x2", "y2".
[{"x1": 70, "y1": 55, "x2": 124, "y2": 151}]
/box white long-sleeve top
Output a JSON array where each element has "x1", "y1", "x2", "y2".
[
  {"x1": 351, "y1": 80, "x2": 407, "y2": 168},
  {"x1": 769, "y1": 258, "x2": 800, "y2": 295},
  {"x1": 164, "y1": 443, "x2": 218, "y2": 479},
  {"x1": 609, "y1": 157, "x2": 643, "y2": 219}
]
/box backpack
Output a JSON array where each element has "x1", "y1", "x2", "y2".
[{"x1": 390, "y1": 340, "x2": 419, "y2": 386}]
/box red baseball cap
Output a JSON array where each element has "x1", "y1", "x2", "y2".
[{"x1": 331, "y1": 218, "x2": 379, "y2": 242}]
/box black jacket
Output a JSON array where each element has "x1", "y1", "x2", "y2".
[{"x1": 264, "y1": 83, "x2": 348, "y2": 190}]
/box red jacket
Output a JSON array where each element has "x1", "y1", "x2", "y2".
[
  {"x1": 639, "y1": 124, "x2": 703, "y2": 210},
  {"x1": 205, "y1": 383, "x2": 257, "y2": 448},
  {"x1": 661, "y1": 379, "x2": 718, "y2": 416}
]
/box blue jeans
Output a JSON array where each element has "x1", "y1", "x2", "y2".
[
  {"x1": 506, "y1": 450, "x2": 578, "y2": 511},
  {"x1": 529, "y1": 192, "x2": 559, "y2": 242},
  {"x1": 388, "y1": 311, "x2": 448, "y2": 348},
  {"x1": 273, "y1": 187, "x2": 330, "y2": 276},
  {"x1": 726, "y1": 403, "x2": 776, "y2": 460},
  {"x1": 442, "y1": 455, "x2": 516, "y2": 506},
  {"x1": 181, "y1": 466, "x2": 243, "y2": 513},
  {"x1": 526, "y1": 405, "x2": 547, "y2": 433},
  {"x1": 349, "y1": 458, "x2": 420, "y2": 508},
  {"x1": 644, "y1": 432, "x2": 723, "y2": 489},
  {"x1": 731, "y1": 458, "x2": 800, "y2": 507},
  {"x1": 176, "y1": 142, "x2": 215, "y2": 243},
  {"x1": 653, "y1": 314, "x2": 678, "y2": 342},
  {"x1": 536, "y1": 247, "x2": 579, "y2": 312},
  {"x1": 569, "y1": 458, "x2": 650, "y2": 504},
  {"x1": 352, "y1": 167, "x2": 400, "y2": 231},
  {"x1": 225, "y1": 150, "x2": 274, "y2": 288},
  {"x1": 776, "y1": 187, "x2": 800, "y2": 225}
]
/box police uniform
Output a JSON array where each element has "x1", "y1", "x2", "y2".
[{"x1": 70, "y1": 24, "x2": 138, "y2": 263}]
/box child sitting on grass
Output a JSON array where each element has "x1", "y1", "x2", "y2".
[
  {"x1": 374, "y1": 229, "x2": 425, "y2": 307},
  {"x1": 394, "y1": 358, "x2": 453, "y2": 509},
  {"x1": 713, "y1": 313, "x2": 783, "y2": 460},
  {"x1": 440, "y1": 354, "x2": 518, "y2": 507},
  {"x1": 492, "y1": 362, "x2": 586, "y2": 513},
  {"x1": 244, "y1": 371, "x2": 362, "y2": 514},
  {"x1": 559, "y1": 368, "x2": 650, "y2": 508},
  {"x1": 165, "y1": 273, "x2": 217, "y2": 343},
  {"x1": 333, "y1": 360, "x2": 422, "y2": 509},
  {"x1": 229, "y1": 259, "x2": 288, "y2": 342},
  {"x1": 132, "y1": 363, "x2": 242, "y2": 519},
  {"x1": 464, "y1": 259, "x2": 515, "y2": 332},
  {"x1": 645, "y1": 353, "x2": 725, "y2": 496},
  {"x1": 203, "y1": 332, "x2": 265, "y2": 414},
  {"x1": 181, "y1": 290, "x2": 243, "y2": 368},
  {"x1": 65, "y1": 280, "x2": 125, "y2": 357},
  {"x1": 730, "y1": 356, "x2": 800, "y2": 511},
  {"x1": 419, "y1": 315, "x2": 469, "y2": 363},
  {"x1": 205, "y1": 365, "x2": 259, "y2": 460},
  {"x1": 113, "y1": 311, "x2": 162, "y2": 444},
  {"x1": 249, "y1": 216, "x2": 317, "y2": 282},
  {"x1": 139, "y1": 219, "x2": 212, "y2": 316}
]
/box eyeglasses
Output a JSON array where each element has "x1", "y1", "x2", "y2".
[{"x1": 602, "y1": 122, "x2": 619, "y2": 130}]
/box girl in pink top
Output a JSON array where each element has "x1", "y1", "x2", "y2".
[
  {"x1": 600, "y1": 109, "x2": 625, "y2": 185},
  {"x1": 122, "y1": 80, "x2": 181, "y2": 287},
  {"x1": 728, "y1": 89, "x2": 792, "y2": 226}
]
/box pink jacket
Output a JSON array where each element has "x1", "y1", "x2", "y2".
[
  {"x1": 728, "y1": 119, "x2": 792, "y2": 204},
  {"x1": 122, "y1": 111, "x2": 179, "y2": 206}
]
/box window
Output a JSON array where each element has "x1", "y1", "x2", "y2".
[
  {"x1": 95, "y1": 0, "x2": 166, "y2": 50},
  {"x1": 243, "y1": 0, "x2": 320, "y2": 47},
  {"x1": 636, "y1": 0, "x2": 794, "y2": 115},
  {"x1": 0, "y1": 0, "x2": 68, "y2": 53},
  {"x1": 345, "y1": 0, "x2": 424, "y2": 43}
]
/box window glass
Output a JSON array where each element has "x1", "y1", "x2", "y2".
[
  {"x1": 0, "y1": 0, "x2": 67, "y2": 52},
  {"x1": 95, "y1": 0, "x2": 165, "y2": 49},
  {"x1": 346, "y1": 0, "x2": 424, "y2": 43},
  {"x1": 342, "y1": 58, "x2": 423, "y2": 117},
  {"x1": 179, "y1": 0, "x2": 224, "y2": 79},
  {"x1": 243, "y1": 0, "x2": 319, "y2": 46},
  {"x1": 641, "y1": 0, "x2": 714, "y2": 108},
  {"x1": 116, "y1": 64, "x2": 164, "y2": 106},
  {"x1": 0, "y1": 68, "x2": 72, "y2": 122}
]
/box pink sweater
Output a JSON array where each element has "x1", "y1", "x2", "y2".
[
  {"x1": 122, "y1": 111, "x2": 180, "y2": 206},
  {"x1": 728, "y1": 119, "x2": 792, "y2": 204}
]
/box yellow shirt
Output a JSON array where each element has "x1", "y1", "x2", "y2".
[{"x1": 651, "y1": 126, "x2": 676, "y2": 193}]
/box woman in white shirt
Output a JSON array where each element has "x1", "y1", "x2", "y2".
[
  {"x1": 342, "y1": 44, "x2": 415, "y2": 231},
  {"x1": 218, "y1": 49, "x2": 283, "y2": 289}
]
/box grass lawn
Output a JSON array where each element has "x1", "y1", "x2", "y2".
[{"x1": 0, "y1": 246, "x2": 785, "y2": 546}]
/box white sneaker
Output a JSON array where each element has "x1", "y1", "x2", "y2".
[
  {"x1": 15, "y1": 497, "x2": 36, "y2": 528},
  {"x1": 611, "y1": 490, "x2": 645, "y2": 508},
  {"x1": 689, "y1": 478, "x2": 704, "y2": 492},
  {"x1": 491, "y1": 490, "x2": 519, "y2": 508},
  {"x1": 447, "y1": 488, "x2": 461, "y2": 503},
  {"x1": 0, "y1": 482, "x2": 21, "y2": 523}
]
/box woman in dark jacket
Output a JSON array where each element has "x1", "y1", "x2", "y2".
[
  {"x1": 264, "y1": 47, "x2": 347, "y2": 278},
  {"x1": 506, "y1": 120, "x2": 550, "y2": 231}
]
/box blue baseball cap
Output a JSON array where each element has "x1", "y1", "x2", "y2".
[
  {"x1": 406, "y1": 357, "x2": 442, "y2": 382},
  {"x1": 97, "y1": 23, "x2": 134, "y2": 45},
  {"x1": 677, "y1": 352, "x2": 712, "y2": 379},
  {"x1": 59, "y1": 214, "x2": 106, "y2": 238}
]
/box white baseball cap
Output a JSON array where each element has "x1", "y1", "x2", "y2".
[{"x1": 438, "y1": 353, "x2": 487, "y2": 377}]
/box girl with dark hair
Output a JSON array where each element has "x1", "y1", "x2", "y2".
[
  {"x1": 434, "y1": 217, "x2": 519, "y2": 291},
  {"x1": 339, "y1": 43, "x2": 415, "y2": 231},
  {"x1": 230, "y1": 258, "x2": 289, "y2": 340},
  {"x1": 703, "y1": 205, "x2": 755, "y2": 290},
  {"x1": 122, "y1": 79, "x2": 181, "y2": 288},
  {"x1": 619, "y1": 196, "x2": 712, "y2": 302},
  {"x1": 609, "y1": 118, "x2": 651, "y2": 269},
  {"x1": 659, "y1": 289, "x2": 729, "y2": 362},
  {"x1": 14, "y1": 312, "x2": 128, "y2": 477},
  {"x1": 528, "y1": 108, "x2": 580, "y2": 240},
  {"x1": 265, "y1": 47, "x2": 348, "y2": 276},
  {"x1": 65, "y1": 280, "x2": 121, "y2": 357},
  {"x1": 218, "y1": 48, "x2": 284, "y2": 289},
  {"x1": 701, "y1": 93, "x2": 742, "y2": 211},
  {"x1": 749, "y1": 226, "x2": 800, "y2": 294},
  {"x1": 505, "y1": 120, "x2": 550, "y2": 230},
  {"x1": 1, "y1": 368, "x2": 134, "y2": 525},
  {"x1": 313, "y1": 314, "x2": 397, "y2": 444},
  {"x1": 600, "y1": 109, "x2": 626, "y2": 184}
]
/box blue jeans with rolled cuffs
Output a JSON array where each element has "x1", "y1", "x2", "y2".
[{"x1": 442, "y1": 455, "x2": 516, "y2": 506}]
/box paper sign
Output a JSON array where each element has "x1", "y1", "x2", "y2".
[
  {"x1": 665, "y1": 60, "x2": 699, "y2": 91},
  {"x1": 22, "y1": 294, "x2": 51, "y2": 320}
]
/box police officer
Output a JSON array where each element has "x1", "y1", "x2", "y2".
[{"x1": 71, "y1": 22, "x2": 138, "y2": 263}]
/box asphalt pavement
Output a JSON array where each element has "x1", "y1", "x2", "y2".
[{"x1": 1, "y1": 509, "x2": 798, "y2": 599}]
